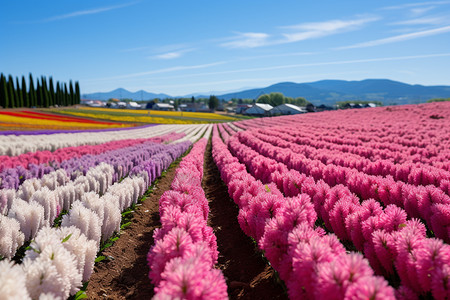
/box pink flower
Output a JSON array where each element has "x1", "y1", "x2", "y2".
[
  {"x1": 371, "y1": 230, "x2": 396, "y2": 276},
  {"x1": 155, "y1": 255, "x2": 227, "y2": 300},
  {"x1": 289, "y1": 236, "x2": 336, "y2": 299},
  {"x1": 379, "y1": 205, "x2": 407, "y2": 233},
  {"x1": 431, "y1": 203, "x2": 450, "y2": 243},
  {"x1": 344, "y1": 276, "x2": 396, "y2": 299},
  {"x1": 329, "y1": 198, "x2": 359, "y2": 241},
  {"x1": 346, "y1": 200, "x2": 382, "y2": 251},
  {"x1": 147, "y1": 228, "x2": 195, "y2": 286},
  {"x1": 315, "y1": 253, "x2": 373, "y2": 300},
  {"x1": 430, "y1": 264, "x2": 450, "y2": 300},
  {"x1": 416, "y1": 238, "x2": 450, "y2": 292},
  {"x1": 394, "y1": 230, "x2": 426, "y2": 292}
]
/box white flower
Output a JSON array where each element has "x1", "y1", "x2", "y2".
[{"x1": 0, "y1": 260, "x2": 31, "y2": 299}]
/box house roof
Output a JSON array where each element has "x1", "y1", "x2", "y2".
[
  {"x1": 253, "y1": 103, "x2": 273, "y2": 111},
  {"x1": 155, "y1": 103, "x2": 174, "y2": 108},
  {"x1": 272, "y1": 103, "x2": 305, "y2": 112}
]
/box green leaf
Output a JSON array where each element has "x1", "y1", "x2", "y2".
[
  {"x1": 61, "y1": 233, "x2": 72, "y2": 243},
  {"x1": 95, "y1": 256, "x2": 106, "y2": 263},
  {"x1": 121, "y1": 210, "x2": 133, "y2": 217},
  {"x1": 74, "y1": 290, "x2": 88, "y2": 300},
  {"x1": 111, "y1": 237, "x2": 119, "y2": 242},
  {"x1": 121, "y1": 222, "x2": 131, "y2": 230},
  {"x1": 100, "y1": 243, "x2": 113, "y2": 251}
]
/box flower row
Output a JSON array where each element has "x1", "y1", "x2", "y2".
[
  {"x1": 148, "y1": 135, "x2": 228, "y2": 299},
  {"x1": 0, "y1": 123, "x2": 202, "y2": 156},
  {"x1": 253, "y1": 129, "x2": 450, "y2": 187}
]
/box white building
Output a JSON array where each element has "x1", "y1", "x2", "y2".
[
  {"x1": 127, "y1": 101, "x2": 141, "y2": 109},
  {"x1": 270, "y1": 103, "x2": 306, "y2": 115},
  {"x1": 244, "y1": 103, "x2": 273, "y2": 116},
  {"x1": 153, "y1": 103, "x2": 174, "y2": 111}
]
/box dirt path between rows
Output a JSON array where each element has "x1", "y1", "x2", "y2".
[{"x1": 86, "y1": 139, "x2": 287, "y2": 299}]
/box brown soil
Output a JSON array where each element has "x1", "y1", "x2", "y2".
[{"x1": 85, "y1": 139, "x2": 287, "y2": 299}]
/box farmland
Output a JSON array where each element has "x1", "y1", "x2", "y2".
[{"x1": 0, "y1": 101, "x2": 449, "y2": 299}]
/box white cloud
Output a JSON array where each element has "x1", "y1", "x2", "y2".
[
  {"x1": 281, "y1": 16, "x2": 380, "y2": 42},
  {"x1": 219, "y1": 16, "x2": 378, "y2": 49},
  {"x1": 382, "y1": 1, "x2": 450, "y2": 10},
  {"x1": 91, "y1": 61, "x2": 227, "y2": 81},
  {"x1": 392, "y1": 16, "x2": 448, "y2": 26},
  {"x1": 136, "y1": 53, "x2": 450, "y2": 80},
  {"x1": 152, "y1": 48, "x2": 195, "y2": 60},
  {"x1": 410, "y1": 6, "x2": 436, "y2": 16},
  {"x1": 41, "y1": 2, "x2": 139, "y2": 22},
  {"x1": 221, "y1": 32, "x2": 270, "y2": 48},
  {"x1": 337, "y1": 25, "x2": 450, "y2": 49}
]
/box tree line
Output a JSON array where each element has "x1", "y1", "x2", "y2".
[
  {"x1": 256, "y1": 92, "x2": 310, "y2": 107},
  {"x1": 0, "y1": 73, "x2": 80, "y2": 109}
]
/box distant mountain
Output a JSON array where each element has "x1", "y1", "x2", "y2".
[
  {"x1": 218, "y1": 79, "x2": 450, "y2": 105},
  {"x1": 82, "y1": 88, "x2": 170, "y2": 101},
  {"x1": 83, "y1": 79, "x2": 450, "y2": 105}
]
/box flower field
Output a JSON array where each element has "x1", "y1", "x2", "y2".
[
  {"x1": 0, "y1": 101, "x2": 449, "y2": 299},
  {"x1": 0, "y1": 109, "x2": 129, "y2": 131},
  {"x1": 53, "y1": 106, "x2": 242, "y2": 124}
]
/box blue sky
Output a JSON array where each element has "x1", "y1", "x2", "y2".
[{"x1": 1, "y1": 0, "x2": 450, "y2": 96}]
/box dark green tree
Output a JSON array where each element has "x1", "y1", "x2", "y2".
[
  {"x1": 55, "y1": 81, "x2": 61, "y2": 106},
  {"x1": 48, "y1": 77, "x2": 55, "y2": 107},
  {"x1": 29, "y1": 73, "x2": 37, "y2": 107},
  {"x1": 208, "y1": 95, "x2": 219, "y2": 111},
  {"x1": 41, "y1": 76, "x2": 49, "y2": 108},
  {"x1": 0, "y1": 74, "x2": 9, "y2": 108},
  {"x1": 75, "y1": 81, "x2": 80, "y2": 104},
  {"x1": 21, "y1": 76, "x2": 29, "y2": 107},
  {"x1": 257, "y1": 94, "x2": 270, "y2": 104},
  {"x1": 7, "y1": 75, "x2": 16, "y2": 108},
  {"x1": 64, "y1": 83, "x2": 69, "y2": 106},
  {"x1": 15, "y1": 77, "x2": 23, "y2": 107},
  {"x1": 36, "y1": 81, "x2": 43, "y2": 107},
  {"x1": 69, "y1": 80, "x2": 75, "y2": 106}
]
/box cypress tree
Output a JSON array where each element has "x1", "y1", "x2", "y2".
[
  {"x1": 36, "y1": 81, "x2": 43, "y2": 107},
  {"x1": 22, "y1": 76, "x2": 29, "y2": 108},
  {"x1": 64, "y1": 83, "x2": 69, "y2": 106},
  {"x1": 49, "y1": 77, "x2": 55, "y2": 107},
  {"x1": 7, "y1": 75, "x2": 16, "y2": 108},
  {"x1": 29, "y1": 73, "x2": 36, "y2": 107},
  {"x1": 16, "y1": 77, "x2": 23, "y2": 107},
  {"x1": 0, "y1": 74, "x2": 8, "y2": 108},
  {"x1": 75, "y1": 81, "x2": 81, "y2": 105},
  {"x1": 41, "y1": 76, "x2": 49, "y2": 108},
  {"x1": 55, "y1": 81, "x2": 61, "y2": 106},
  {"x1": 69, "y1": 80, "x2": 75, "y2": 106}
]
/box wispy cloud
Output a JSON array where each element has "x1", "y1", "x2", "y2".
[
  {"x1": 91, "y1": 61, "x2": 227, "y2": 81},
  {"x1": 219, "y1": 16, "x2": 379, "y2": 49},
  {"x1": 337, "y1": 25, "x2": 450, "y2": 49},
  {"x1": 137, "y1": 53, "x2": 450, "y2": 80},
  {"x1": 392, "y1": 16, "x2": 448, "y2": 26},
  {"x1": 221, "y1": 32, "x2": 270, "y2": 48},
  {"x1": 382, "y1": 1, "x2": 450, "y2": 10},
  {"x1": 151, "y1": 48, "x2": 195, "y2": 60},
  {"x1": 40, "y1": 2, "x2": 139, "y2": 22},
  {"x1": 409, "y1": 6, "x2": 436, "y2": 16},
  {"x1": 281, "y1": 16, "x2": 380, "y2": 42}
]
